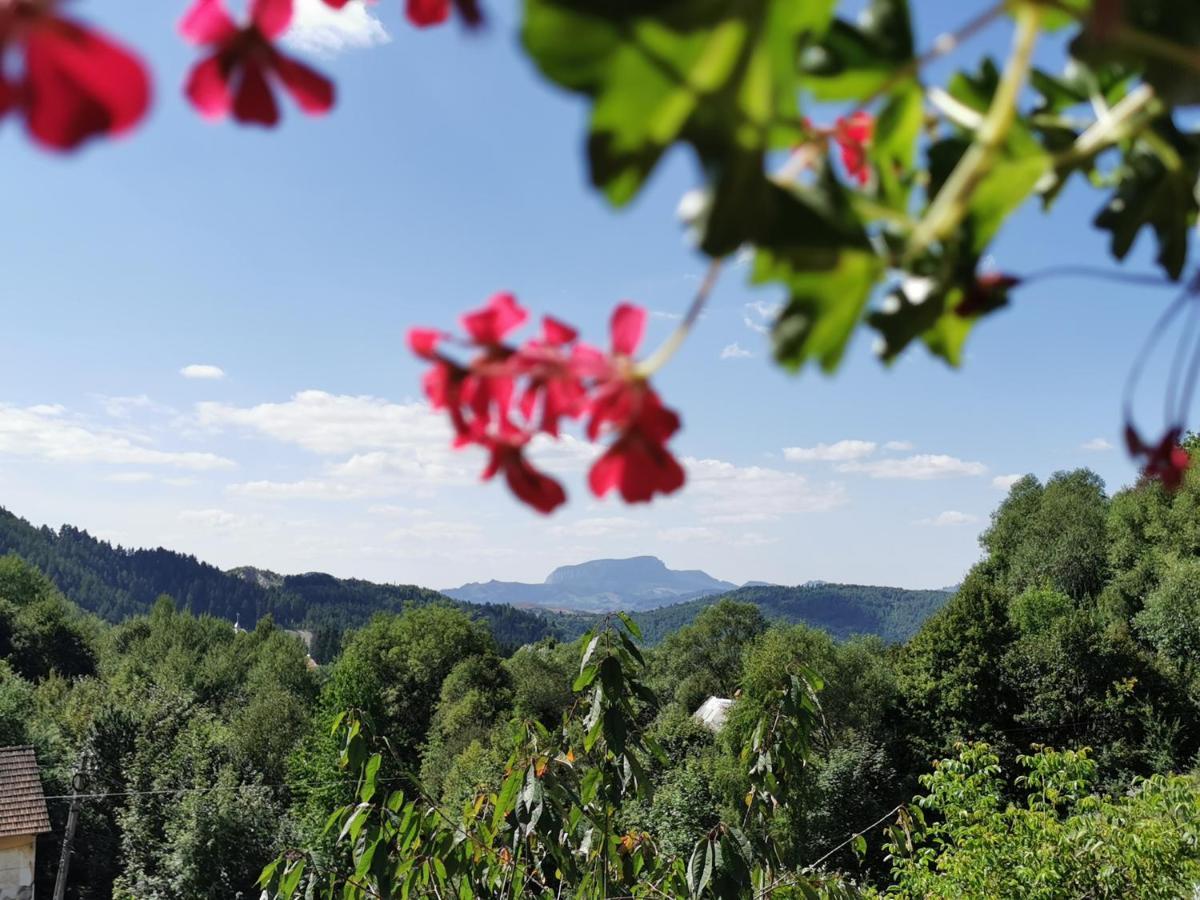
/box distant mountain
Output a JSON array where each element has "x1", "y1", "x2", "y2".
[
  {"x1": 443, "y1": 555, "x2": 736, "y2": 612},
  {"x1": 0, "y1": 507, "x2": 557, "y2": 653},
  {"x1": 542, "y1": 582, "x2": 955, "y2": 645}
]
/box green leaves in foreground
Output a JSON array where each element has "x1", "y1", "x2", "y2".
[{"x1": 521, "y1": 0, "x2": 835, "y2": 254}]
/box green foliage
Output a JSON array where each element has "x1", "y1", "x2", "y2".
[
  {"x1": 650, "y1": 599, "x2": 765, "y2": 711},
  {"x1": 1008, "y1": 586, "x2": 1072, "y2": 635},
  {"x1": 879, "y1": 742, "x2": 1200, "y2": 899}
]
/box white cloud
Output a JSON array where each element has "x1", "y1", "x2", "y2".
[
  {"x1": 650, "y1": 310, "x2": 683, "y2": 321},
  {"x1": 0, "y1": 403, "x2": 234, "y2": 470},
  {"x1": 181, "y1": 364, "x2": 226, "y2": 380},
  {"x1": 284, "y1": 0, "x2": 390, "y2": 57},
  {"x1": 551, "y1": 517, "x2": 648, "y2": 538},
  {"x1": 367, "y1": 504, "x2": 432, "y2": 518},
  {"x1": 784, "y1": 440, "x2": 877, "y2": 463},
  {"x1": 837, "y1": 453, "x2": 987, "y2": 480},
  {"x1": 228, "y1": 479, "x2": 372, "y2": 500},
  {"x1": 387, "y1": 521, "x2": 481, "y2": 542},
  {"x1": 1081, "y1": 437, "x2": 1113, "y2": 451},
  {"x1": 179, "y1": 508, "x2": 252, "y2": 531},
  {"x1": 734, "y1": 532, "x2": 778, "y2": 547},
  {"x1": 884, "y1": 440, "x2": 914, "y2": 451},
  {"x1": 743, "y1": 300, "x2": 781, "y2": 335},
  {"x1": 916, "y1": 510, "x2": 982, "y2": 527},
  {"x1": 685, "y1": 456, "x2": 845, "y2": 521},
  {"x1": 96, "y1": 394, "x2": 164, "y2": 419},
  {"x1": 720, "y1": 342, "x2": 753, "y2": 360},
  {"x1": 196, "y1": 390, "x2": 450, "y2": 455},
  {"x1": 105, "y1": 471, "x2": 156, "y2": 484},
  {"x1": 992, "y1": 473, "x2": 1024, "y2": 490},
  {"x1": 657, "y1": 526, "x2": 720, "y2": 543}
]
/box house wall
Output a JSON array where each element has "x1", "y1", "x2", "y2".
[{"x1": 0, "y1": 834, "x2": 36, "y2": 900}]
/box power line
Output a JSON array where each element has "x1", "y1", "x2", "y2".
[{"x1": 804, "y1": 803, "x2": 904, "y2": 872}]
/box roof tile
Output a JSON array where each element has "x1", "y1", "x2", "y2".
[{"x1": 0, "y1": 745, "x2": 51, "y2": 838}]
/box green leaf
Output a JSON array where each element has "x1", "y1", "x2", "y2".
[
  {"x1": 766, "y1": 247, "x2": 883, "y2": 373},
  {"x1": 360, "y1": 753, "x2": 382, "y2": 803},
  {"x1": 753, "y1": 169, "x2": 883, "y2": 373},
  {"x1": 1094, "y1": 123, "x2": 1200, "y2": 280},
  {"x1": 522, "y1": 0, "x2": 835, "y2": 250},
  {"x1": 616, "y1": 610, "x2": 642, "y2": 640},
  {"x1": 801, "y1": 0, "x2": 914, "y2": 100},
  {"x1": 871, "y1": 84, "x2": 923, "y2": 211},
  {"x1": 572, "y1": 664, "x2": 599, "y2": 692}
]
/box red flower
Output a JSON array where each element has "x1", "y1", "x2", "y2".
[
  {"x1": 406, "y1": 0, "x2": 483, "y2": 28},
  {"x1": 1126, "y1": 425, "x2": 1191, "y2": 491},
  {"x1": 481, "y1": 430, "x2": 565, "y2": 515},
  {"x1": 462, "y1": 292, "x2": 526, "y2": 345},
  {"x1": 584, "y1": 304, "x2": 686, "y2": 503},
  {"x1": 409, "y1": 296, "x2": 685, "y2": 512},
  {"x1": 0, "y1": 2, "x2": 150, "y2": 151},
  {"x1": 589, "y1": 388, "x2": 685, "y2": 503},
  {"x1": 515, "y1": 317, "x2": 587, "y2": 436},
  {"x1": 180, "y1": 0, "x2": 334, "y2": 126},
  {"x1": 832, "y1": 111, "x2": 873, "y2": 186}
]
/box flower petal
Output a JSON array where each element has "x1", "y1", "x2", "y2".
[
  {"x1": 408, "y1": 328, "x2": 444, "y2": 360},
  {"x1": 252, "y1": 0, "x2": 294, "y2": 39},
  {"x1": 232, "y1": 60, "x2": 279, "y2": 126},
  {"x1": 610, "y1": 303, "x2": 645, "y2": 357},
  {"x1": 406, "y1": 0, "x2": 450, "y2": 27},
  {"x1": 21, "y1": 16, "x2": 151, "y2": 151},
  {"x1": 185, "y1": 55, "x2": 232, "y2": 119},
  {"x1": 542, "y1": 316, "x2": 578, "y2": 346},
  {"x1": 461, "y1": 292, "x2": 527, "y2": 345},
  {"x1": 271, "y1": 52, "x2": 334, "y2": 115},
  {"x1": 180, "y1": 0, "x2": 238, "y2": 45}
]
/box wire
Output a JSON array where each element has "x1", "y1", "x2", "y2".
[
  {"x1": 42, "y1": 773, "x2": 398, "y2": 803},
  {"x1": 803, "y1": 804, "x2": 905, "y2": 872}
]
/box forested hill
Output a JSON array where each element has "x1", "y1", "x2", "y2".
[
  {"x1": 0, "y1": 506, "x2": 555, "y2": 651},
  {"x1": 546, "y1": 582, "x2": 953, "y2": 644}
]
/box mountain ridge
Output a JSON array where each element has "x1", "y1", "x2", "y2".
[{"x1": 443, "y1": 555, "x2": 736, "y2": 612}]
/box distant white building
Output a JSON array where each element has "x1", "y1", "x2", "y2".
[
  {"x1": 692, "y1": 696, "x2": 734, "y2": 733},
  {"x1": 0, "y1": 746, "x2": 51, "y2": 900}
]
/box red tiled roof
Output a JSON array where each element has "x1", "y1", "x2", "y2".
[{"x1": 0, "y1": 746, "x2": 51, "y2": 838}]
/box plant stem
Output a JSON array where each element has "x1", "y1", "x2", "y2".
[
  {"x1": 1048, "y1": 83, "x2": 1159, "y2": 172},
  {"x1": 634, "y1": 258, "x2": 723, "y2": 377},
  {"x1": 907, "y1": 2, "x2": 1043, "y2": 260}
]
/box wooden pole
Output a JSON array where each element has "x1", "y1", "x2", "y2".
[{"x1": 52, "y1": 772, "x2": 85, "y2": 900}]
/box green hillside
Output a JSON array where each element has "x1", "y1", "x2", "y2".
[
  {"x1": 544, "y1": 582, "x2": 952, "y2": 644},
  {"x1": 0, "y1": 506, "x2": 557, "y2": 651}
]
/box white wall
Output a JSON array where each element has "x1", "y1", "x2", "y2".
[{"x1": 0, "y1": 835, "x2": 36, "y2": 900}]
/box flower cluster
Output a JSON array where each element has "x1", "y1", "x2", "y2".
[
  {"x1": 181, "y1": 0, "x2": 332, "y2": 126},
  {"x1": 1126, "y1": 424, "x2": 1191, "y2": 491},
  {"x1": 0, "y1": 0, "x2": 150, "y2": 150},
  {"x1": 803, "y1": 112, "x2": 874, "y2": 186},
  {"x1": 409, "y1": 294, "x2": 685, "y2": 514}
]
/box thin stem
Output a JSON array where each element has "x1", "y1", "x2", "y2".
[
  {"x1": 1112, "y1": 23, "x2": 1200, "y2": 77},
  {"x1": 634, "y1": 3, "x2": 1014, "y2": 376},
  {"x1": 907, "y1": 2, "x2": 1043, "y2": 260},
  {"x1": 1020, "y1": 265, "x2": 1174, "y2": 289},
  {"x1": 1047, "y1": 83, "x2": 1159, "y2": 172},
  {"x1": 853, "y1": 2, "x2": 1008, "y2": 114},
  {"x1": 634, "y1": 258, "x2": 723, "y2": 377}
]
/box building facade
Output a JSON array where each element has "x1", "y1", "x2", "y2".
[{"x1": 0, "y1": 747, "x2": 52, "y2": 900}]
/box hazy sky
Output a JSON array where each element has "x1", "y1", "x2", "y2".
[{"x1": 0, "y1": 1, "x2": 1186, "y2": 589}]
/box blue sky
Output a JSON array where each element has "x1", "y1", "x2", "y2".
[{"x1": 0, "y1": 0, "x2": 1187, "y2": 590}]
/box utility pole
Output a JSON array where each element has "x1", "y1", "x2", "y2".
[{"x1": 52, "y1": 770, "x2": 86, "y2": 900}]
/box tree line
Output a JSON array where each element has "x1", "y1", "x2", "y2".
[{"x1": 3, "y1": 441, "x2": 1200, "y2": 895}]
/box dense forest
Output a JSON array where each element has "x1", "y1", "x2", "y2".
[
  {"x1": 0, "y1": 506, "x2": 952, "y2": 655},
  {"x1": 0, "y1": 508, "x2": 555, "y2": 653},
  {"x1": 6, "y1": 445, "x2": 1200, "y2": 896},
  {"x1": 546, "y1": 582, "x2": 952, "y2": 644}
]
